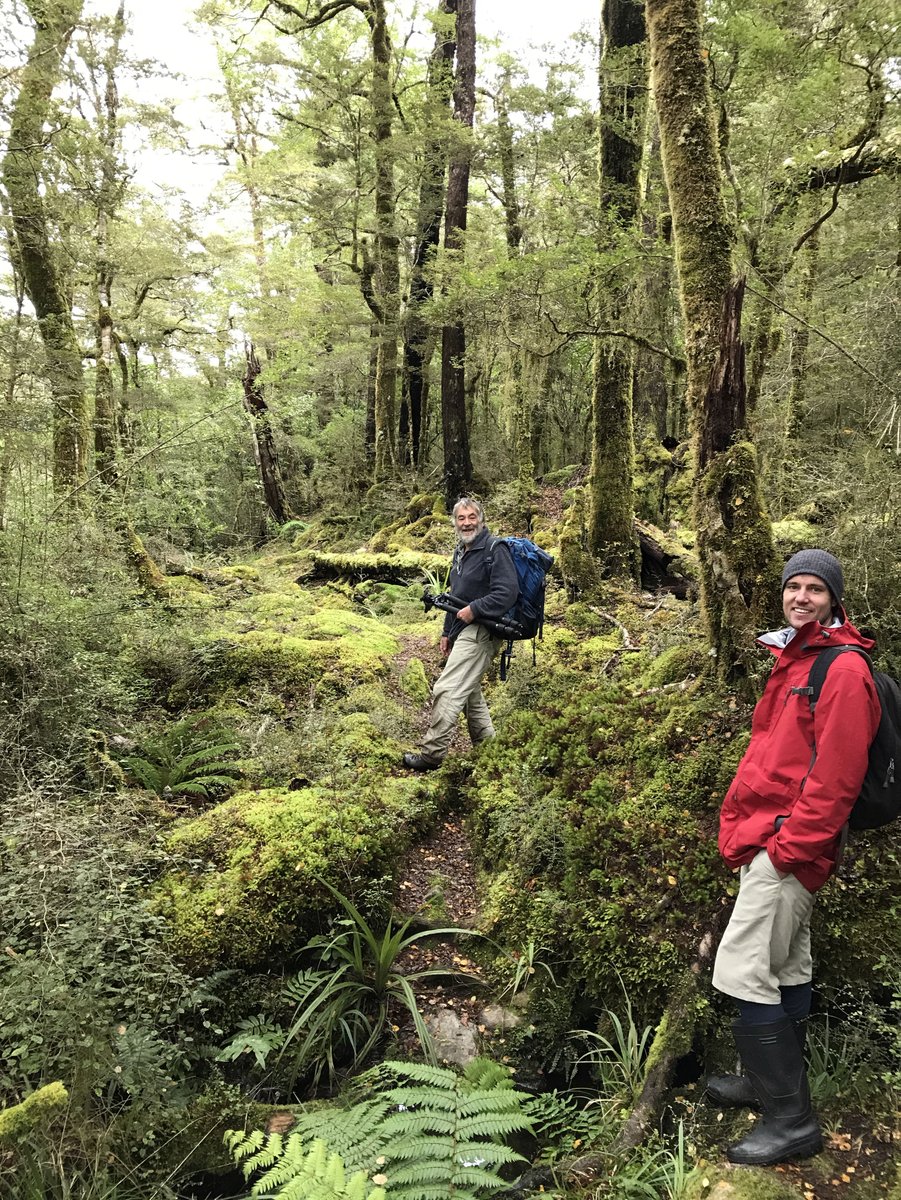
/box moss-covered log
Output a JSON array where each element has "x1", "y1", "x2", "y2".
[{"x1": 297, "y1": 550, "x2": 449, "y2": 585}]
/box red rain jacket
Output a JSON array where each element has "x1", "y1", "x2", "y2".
[{"x1": 719, "y1": 613, "x2": 881, "y2": 893}]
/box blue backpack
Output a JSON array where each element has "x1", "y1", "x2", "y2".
[{"x1": 489, "y1": 536, "x2": 554, "y2": 642}]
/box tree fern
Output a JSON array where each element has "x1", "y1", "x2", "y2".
[{"x1": 226, "y1": 1058, "x2": 533, "y2": 1200}]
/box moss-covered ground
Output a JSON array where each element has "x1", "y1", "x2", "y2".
[{"x1": 14, "y1": 497, "x2": 898, "y2": 1200}]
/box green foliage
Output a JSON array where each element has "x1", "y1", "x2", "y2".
[
  {"x1": 219, "y1": 883, "x2": 474, "y2": 1088},
  {"x1": 574, "y1": 987, "x2": 655, "y2": 1104},
  {"x1": 124, "y1": 716, "x2": 241, "y2": 801},
  {"x1": 227, "y1": 1135, "x2": 387, "y2": 1200},
  {"x1": 226, "y1": 1058, "x2": 532, "y2": 1200}
]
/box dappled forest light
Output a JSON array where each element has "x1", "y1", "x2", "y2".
[{"x1": 0, "y1": 1, "x2": 899, "y2": 1198}]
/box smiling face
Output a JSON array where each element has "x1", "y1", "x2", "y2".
[
  {"x1": 454, "y1": 505, "x2": 483, "y2": 545},
  {"x1": 782, "y1": 574, "x2": 834, "y2": 630}
]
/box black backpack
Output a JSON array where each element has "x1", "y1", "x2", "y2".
[{"x1": 805, "y1": 646, "x2": 901, "y2": 831}]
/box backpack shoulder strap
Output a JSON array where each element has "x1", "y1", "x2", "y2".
[{"x1": 806, "y1": 645, "x2": 873, "y2": 714}]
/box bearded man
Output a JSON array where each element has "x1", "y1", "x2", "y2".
[{"x1": 402, "y1": 498, "x2": 518, "y2": 771}]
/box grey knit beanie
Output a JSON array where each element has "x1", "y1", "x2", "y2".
[{"x1": 781, "y1": 549, "x2": 844, "y2": 604}]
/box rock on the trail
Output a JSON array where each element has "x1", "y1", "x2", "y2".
[{"x1": 424, "y1": 1008, "x2": 479, "y2": 1066}]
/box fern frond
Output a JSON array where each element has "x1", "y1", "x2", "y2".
[
  {"x1": 252, "y1": 1138, "x2": 385, "y2": 1200},
  {"x1": 462, "y1": 1059, "x2": 516, "y2": 1091},
  {"x1": 379, "y1": 1062, "x2": 459, "y2": 1089}
]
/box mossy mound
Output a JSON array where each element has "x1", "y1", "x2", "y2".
[
  {"x1": 159, "y1": 773, "x2": 440, "y2": 968},
  {"x1": 188, "y1": 608, "x2": 400, "y2": 703},
  {"x1": 469, "y1": 669, "x2": 743, "y2": 1018},
  {"x1": 683, "y1": 1169, "x2": 799, "y2": 1200}
]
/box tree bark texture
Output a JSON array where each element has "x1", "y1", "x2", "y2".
[
  {"x1": 242, "y1": 343, "x2": 294, "y2": 525},
  {"x1": 588, "y1": 0, "x2": 646, "y2": 578},
  {"x1": 3, "y1": 0, "x2": 89, "y2": 494},
  {"x1": 402, "y1": 0, "x2": 456, "y2": 467},
  {"x1": 646, "y1": 0, "x2": 774, "y2": 683},
  {"x1": 94, "y1": 1, "x2": 126, "y2": 486},
  {"x1": 441, "y1": 0, "x2": 476, "y2": 505},
  {"x1": 370, "y1": 0, "x2": 400, "y2": 479},
  {"x1": 695, "y1": 281, "x2": 777, "y2": 682}
]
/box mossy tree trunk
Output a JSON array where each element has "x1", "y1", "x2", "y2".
[
  {"x1": 440, "y1": 0, "x2": 476, "y2": 505},
  {"x1": 92, "y1": 1, "x2": 125, "y2": 487},
  {"x1": 587, "y1": 0, "x2": 646, "y2": 579},
  {"x1": 646, "y1": 0, "x2": 774, "y2": 682},
  {"x1": 369, "y1": 0, "x2": 400, "y2": 480},
  {"x1": 242, "y1": 344, "x2": 294, "y2": 526},
  {"x1": 402, "y1": 0, "x2": 455, "y2": 468},
  {"x1": 2, "y1": 0, "x2": 89, "y2": 495}
]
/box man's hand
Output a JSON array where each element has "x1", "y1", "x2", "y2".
[
  {"x1": 457, "y1": 605, "x2": 474, "y2": 623},
  {"x1": 440, "y1": 636, "x2": 450, "y2": 657}
]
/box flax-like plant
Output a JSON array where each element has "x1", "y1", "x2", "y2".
[
  {"x1": 573, "y1": 982, "x2": 655, "y2": 1103},
  {"x1": 277, "y1": 882, "x2": 476, "y2": 1088}
]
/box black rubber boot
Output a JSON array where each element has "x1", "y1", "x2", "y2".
[
  {"x1": 726, "y1": 1018, "x2": 822, "y2": 1165},
  {"x1": 706, "y1": 1017, "x2": 808, "y2": 1109}
]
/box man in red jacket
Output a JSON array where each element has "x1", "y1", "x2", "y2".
[{"x1": 707, "y1": 549, "x2": 880, "y2": 1165}]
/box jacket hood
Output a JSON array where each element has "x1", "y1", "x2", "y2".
[{"x1": 756, "y1": 607, "x2": 875, "y2": 658}]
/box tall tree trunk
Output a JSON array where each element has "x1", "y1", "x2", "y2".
[
  {"x1": 223, "y1": 59, "x2": 295, "y2": 523},
  {"x1": 242, "y1": 343, "x2": 293, "y2": 525},
  {"x1": 2, "y1": 0, "x2": 89, "y2": 495},
  {"x1": 370, "y1": 0, "x2": 400, "y2": 479},
  {"x1": 587, "y1": 0, "x2": 646, "y2": 578},
  {"x1": 94, "y1": 1, "x2": 126, "y2": 486},
  {"x1": 494, "y1": 75, "x2": 523, "y2": 256},
  {"x1": 647, "y1": 0, "x2": 774, "y2": 683},
  {"x1": 441, "y1": 0, "x2": 476, "y2": 504},
  {"x1": 402, "y1": 0, "x2": 456, "y2": 467}
]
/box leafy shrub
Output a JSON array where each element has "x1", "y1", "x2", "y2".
[{"x1": 0, "y1": 786, "x2": 231, "y2": 1188}]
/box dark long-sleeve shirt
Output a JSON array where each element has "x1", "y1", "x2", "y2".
[{"x1": 441, "y1": 526, "x2": 519, "y2": 642}]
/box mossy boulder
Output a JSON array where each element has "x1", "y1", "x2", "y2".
[
  {"x1": 188, "y1": 608, "x2": 400, "y2": 703},
  {"x1": 159, "y1": 774, "x2": 440, "y2": 968},
  {"x1": 0, "y1": 1081, "x2": 68, "y2": 1142}
]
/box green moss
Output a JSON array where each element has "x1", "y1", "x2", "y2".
[
  {"x1": 191, "y1": 608, "x2": 400, "y2": 702},
  {"x1": 298, "y1": 550, "x2": 449, "y2": 583},
  {"x1": 0, "y1": 1082, "x2": 68, "y2": 1142},
  {"x1": 160, "y1": 775, "x2": 440, "y2": 968},
  {"x1": 643, "y1": 643, "x2": 708, "y2": 687},
  {"x1": 684, "y1": 1168, "x2": 799, "y2": 1200},
  {"x1": 399, "y1": 657, "x2": 430, "y2": 705}
]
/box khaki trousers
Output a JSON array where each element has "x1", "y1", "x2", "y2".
[
  {"x1": 713, "y1": 849, "x2": 815, "y2": 1005},
  {"x1": 420, "y1": 624, "x2": 502, "y2": 762}
]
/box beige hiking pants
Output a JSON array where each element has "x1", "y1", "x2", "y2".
[
  {"x1": 420, "y1": 623, "x2": 502, "y2": 762},
  {"x1": 712, "y1": 849, "x2": 816, "y2": 1005}
]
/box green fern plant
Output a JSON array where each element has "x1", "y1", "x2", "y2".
[
  {"x1": 226, "y1": 1133, "x2": 387, "y2": 1200},
  {"x1": 226, "y1": 1057, "x2": 533, "y2": 1200},
  {"x1": 124, "y1": 716, "x2": 241, "y2": 801}
]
